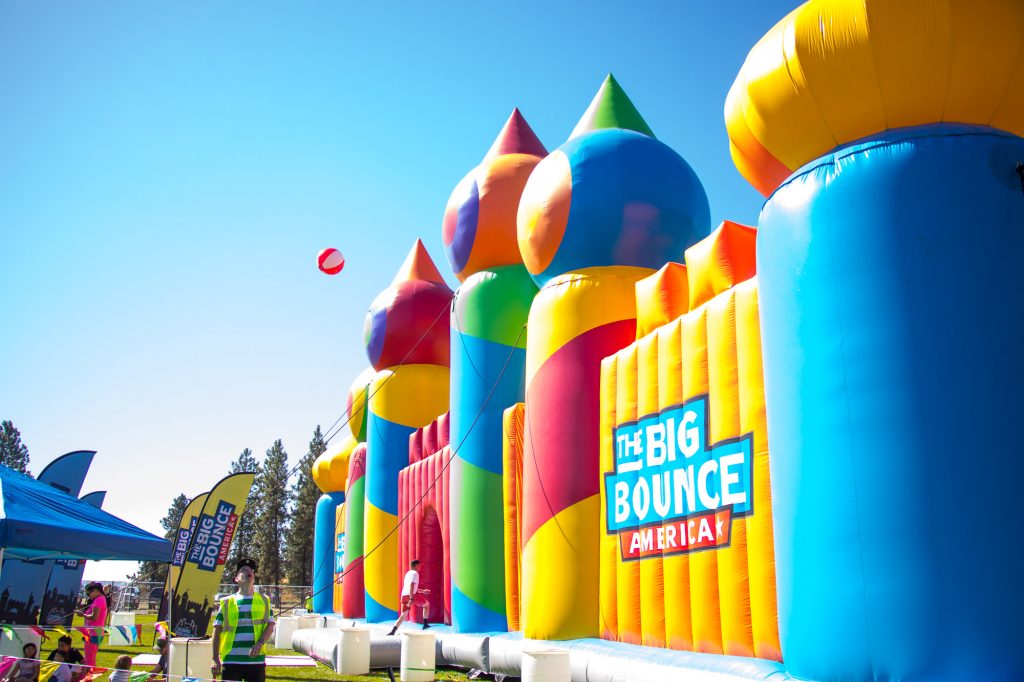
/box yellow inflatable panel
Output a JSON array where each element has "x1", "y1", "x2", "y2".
[
  {"x1": 614, "y1": 344, "x2": 641, "y2": 645},
  {"x1": 681, "y1": 305, "x2": 721, "y2": 653},
  {"x1": 368, "y1": 365, "x2": 451, "y2": 427},
  {"x1": 364, "y1": 501, "x2": 399, "y2": 613},
  {"x1": 326, "y1": 435, "x2": 355, "y2": 493},
  {"x1": 726, "y1": 0, "x2": 1024, "y2": 195},
  {"x1": 635, "y1": 262, "x2": 689, "y2": 339},
  {"x1": 599, "y1": 357, "x2": 619, "y2": 641},
  {"x1": 685, "y1": 222, "x2": 757, "y2": 311},
  {"x1": 637, "y1": 332, "x2": 665, "y2": 648},
  {"x1": 312, "y1": 453, "x2": 332, "y2": 493},
  {"x1": 526, "y1": 266, "x2": 652, "y2": 386},
  {"x1": 735, "y1": 280, "x2": 781, "y2": 661},
  {"x1": 502, "y1": 403, "x2": 525, "y2": 632},
  {"x1": 657, "y1": 317, "x2": 693, "y2": 650},
  {"x1": 521, "y1": 495, "x2": 601, "y2": 641},
  {"x1": 707, "y1": 290, "x2": 754, "y2": 657}
]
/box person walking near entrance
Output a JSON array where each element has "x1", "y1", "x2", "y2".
[
  {"x1": 387, "y1": 559, "x2": 430, "y2": 635},
  {"x1": 211, "y1": 559, "x2": 275, "y2": 682}
]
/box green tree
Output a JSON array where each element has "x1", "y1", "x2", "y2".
[
  {"x1": 136, "y1": 493, "x2": 189, "y2": 583},
  {"x1": 222, "y1": 448, "x2": 260, "y2": 583},
  {"x1": 0, "y1": 420, "x2": 30, "y2": 474},
  {"x1": 282, "y1": 426, "x2": 327, "y2": 586},
  {"x1": 252, "y1": 440, "x2": 291, "y2": 586}
]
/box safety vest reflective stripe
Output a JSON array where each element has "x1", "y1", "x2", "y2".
[{"x1": 218, "y1": 593, "x2": 270, "y2": 660}]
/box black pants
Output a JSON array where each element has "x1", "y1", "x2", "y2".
[{"x1": 222, "y1": 664, "x2": 266, "y2": 682}]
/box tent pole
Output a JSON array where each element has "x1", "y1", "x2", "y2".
[{"x1": 167, "y1": 565, "x2": 173, "y2": 642}]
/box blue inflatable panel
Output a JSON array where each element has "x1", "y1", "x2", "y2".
[
  {"x1": 758, "y1": 124, "x2": 1024, "y2": 681},
  {"x1": 563, "y1": 639, "x2": 792, "y2": 681},
  {"x1": 365, "y1": 413, "x2": 412, "y2": 515},
  {"x1": 312, "y1": 492, "x2": 344, "y2": 614}
]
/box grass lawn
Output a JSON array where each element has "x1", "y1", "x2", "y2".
[{"x1": 56, "y1": 613, "x2": 469, "y2": 682}]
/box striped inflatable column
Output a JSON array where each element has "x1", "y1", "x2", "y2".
[
  {"x1": 449, "y1": 266, "x2": 536, "y2": 632},
  {"x1": 521, "y1": 267, "x2": 650, "y2": 640},
  {"x1": 516, "y1": 76, "x2": 710, "y2": 641},
  {"x1": 312, "y1": 436, "x2": 354, "y2": 614},
  {"x1": 734, "y1": 279, "x2": 780, "y2": 661},
  {"x1": 346, "y1": 367, "x2": 375, "y2": 443},
  {"x1": 314, "y1": 492, "x2": 344, "y2": 612},
  {"x1": 341, "y1": 443, "x2": 366, "y2": 618},
  {"x1": 362, "y1": 241, "x2": 452, "y2": 622},
  {"x1": 442, "y1": 109, "x2": 546, "y2": 633},
  {"x1": 335, "y1": 367, "x2": 373, "y2": 616}
]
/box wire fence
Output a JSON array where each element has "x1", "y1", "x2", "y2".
[{"x1": 111, "y1": 582, "x2": 312, "y2": 615}]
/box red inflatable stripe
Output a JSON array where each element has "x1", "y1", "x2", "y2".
[{"x1": 521, "y1": 318, "x2": 637, "y2": 546}]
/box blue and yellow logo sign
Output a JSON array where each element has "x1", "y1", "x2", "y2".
[{"x1": 605, "y1": 395, "x2": 753, "y2": 559}]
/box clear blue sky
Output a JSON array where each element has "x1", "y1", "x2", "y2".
[{"x1": 0, "y1": 1, "x2": 791, "y2": 580}]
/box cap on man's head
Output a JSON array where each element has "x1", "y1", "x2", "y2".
[{"x1": 237, "y1": 558, "x2": 258, "y2": 573}]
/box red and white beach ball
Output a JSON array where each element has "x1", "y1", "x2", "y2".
[{"x1": 317, "y1": 247, "x2": 345, "y2": 275}]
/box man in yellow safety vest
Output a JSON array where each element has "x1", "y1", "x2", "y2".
[{"x1": 211, "y1": 559, "x2": 276, "y2": 682}]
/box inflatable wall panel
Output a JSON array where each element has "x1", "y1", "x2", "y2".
[
  {"x1": 501, "y1": 403, "x2": 525, "y2": 633},
  {"x1": 598, "y1": 225, "x2": 778, "y2": 659},
  {"x1": 398, "y1": 436, "x2": 452, "y2": 626}
]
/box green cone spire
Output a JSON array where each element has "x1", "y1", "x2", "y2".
[{"x1": 568, "y1": 73, "x2": 655, "y2": 140}]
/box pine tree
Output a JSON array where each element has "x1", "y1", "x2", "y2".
[
  {"x1": 136, "y1": 493, "x2": 189, "y2": 583},
  {"x1": 222, "y1": 448, "x2": 260, "y2": 583},
  {"x1": 252, "y1": 440, "x2": 291, "y2": 587},
  {"x1": 282, "y1": 426, "x2": 326, "y2": 586},
  {"x1": 0, "y1": 420, "x2": 31, "y2": 474}
]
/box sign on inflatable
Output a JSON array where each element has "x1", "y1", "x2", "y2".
[{"x1": 606, "y1": 396, "x2": 752, "y2": 559}]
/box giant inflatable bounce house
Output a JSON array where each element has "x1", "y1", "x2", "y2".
[{"x1": 302, "y1": 1, "x2": 1024, "y2": 679}]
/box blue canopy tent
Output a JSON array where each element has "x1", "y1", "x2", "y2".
[{"x1": 0, "y1": 464, "x2": 170, "y2": 561}]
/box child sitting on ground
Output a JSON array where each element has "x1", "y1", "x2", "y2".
[
  {"x1": 49, "y1": 651, "x2": 71, "y2": 682},
  {"x1": 7, "y1": 643, "x2": 40, "y2": 682},
  {"x1": 108, "y1": 655, "x2": 132, "y2": 682}
]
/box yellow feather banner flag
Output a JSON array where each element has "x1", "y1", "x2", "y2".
[
  {"x1": 38, "y1": 661, "x2": 60, "y2": 682},
  {"x1": 169, "y1": 472, "x2": 256, "y2": 637},
  {"x1": 162, "y1": 492, "x2": 209, "y2": 621}
]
